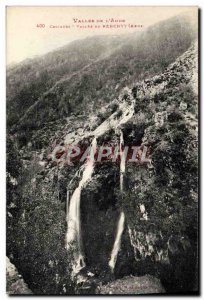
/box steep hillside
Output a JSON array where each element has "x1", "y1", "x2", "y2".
[
  {"x1": 7, "y1": 14, "x2": 198, "y2": 295},
  {"x1": 7, "y1": 35, "x2": 124, "y2": 127},
  {"x1": 7, "y1": 15, "x2": 196, "y2": 147}
]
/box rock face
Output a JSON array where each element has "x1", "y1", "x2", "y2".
[
  {"x1": 6, "y1": 15, "x2": 198, "y2": 295},
  {"x1": 97, "y1": 275, "x2": 165, "y2": 294},
  {"x1": 6, "y1": 257, "x2": 32, "y2": 294},
  {"x1": 77, "y1": 42, "x2": 198, "y2": 293}
]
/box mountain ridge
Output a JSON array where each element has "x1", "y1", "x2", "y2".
[{"x1": 7, "y1": 14, "x2": 196, "y2": 137}]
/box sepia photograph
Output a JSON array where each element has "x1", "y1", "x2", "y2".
[{"x1": 6, "y1": 6, "x2": 199, "y2": 295}]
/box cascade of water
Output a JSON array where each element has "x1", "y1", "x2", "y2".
[
  {"x1": 109, "y1": 130, "x2": 126, "y2": 272},
  {"x1": 65, "y1": 137, "x2": 97, "y2": 275},
  {"x1": 109, "y1": 211, "x2": 125, "y2": 271},
  {"x1": 120, "y1": 129, "x2": 125, "y2": 191}
]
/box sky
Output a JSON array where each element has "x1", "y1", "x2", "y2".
[{"x1": 6, "y1": 6, "x2": 197, "y2": 65}]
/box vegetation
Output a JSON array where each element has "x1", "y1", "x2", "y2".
[
  {"x1": 7, "y1": 15, "x2": 196, "y2": 149},
  {"x1": 6, "y1": 14, "x2": 198, "y2": 294}
]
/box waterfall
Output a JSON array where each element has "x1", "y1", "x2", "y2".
[
  {"x1": 109, "y1": 130, "x2": 126, "y2": 272},
  {"x1": 120, "y1": 129, "x2": 125, "y2": 191},
  {"x1": 109, "y1": 211, "x2": 125, "y2": 271},
  {"x1": 66, "y1": 137, "x2": 97, "y2": 275}
]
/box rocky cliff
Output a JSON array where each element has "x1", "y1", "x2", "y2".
[{"x1": 6, "y1": 15, "x2": 198, "y2": 295}]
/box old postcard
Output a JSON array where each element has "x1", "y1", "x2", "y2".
[{"x1": 6, "y1": 6, "x2": 199, "y2": 295}]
